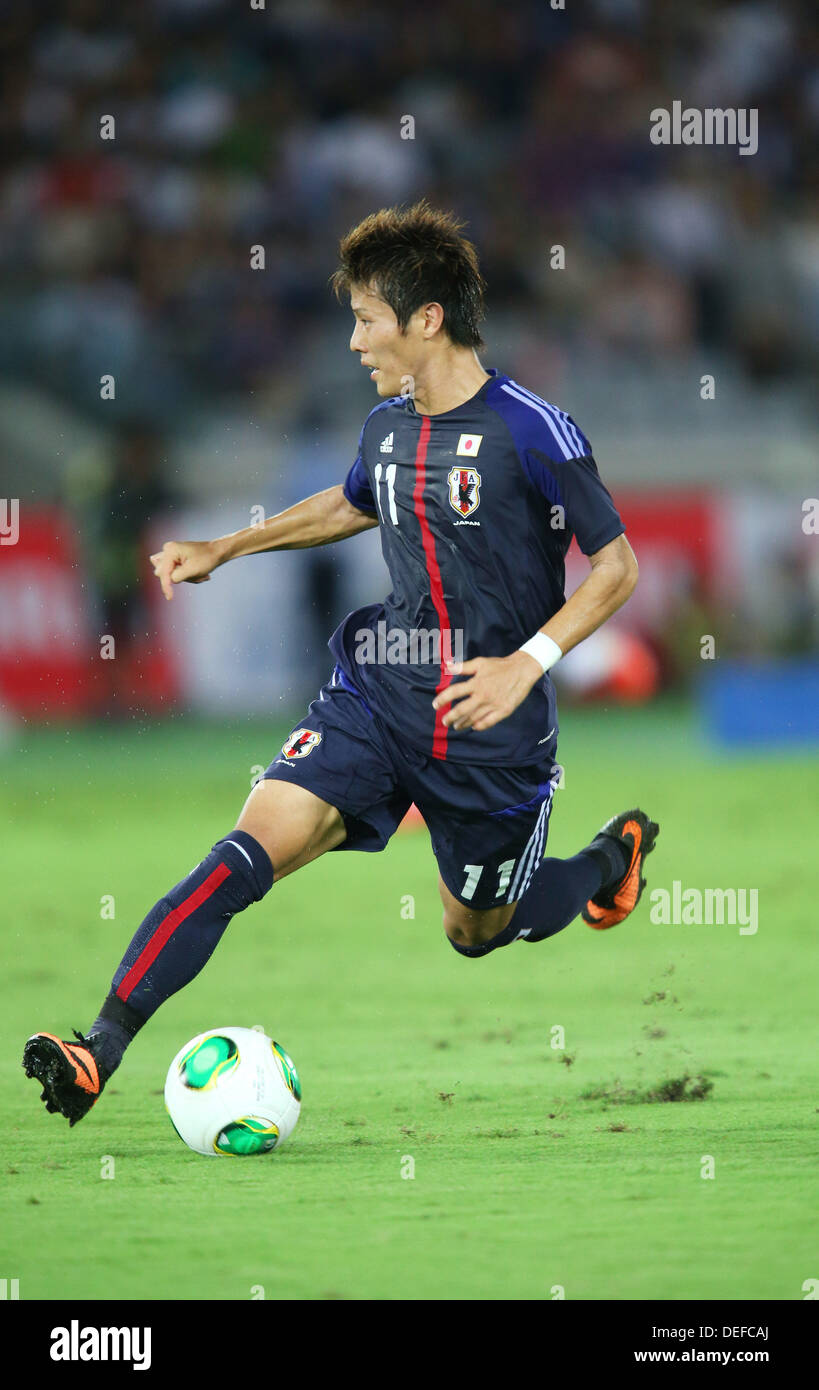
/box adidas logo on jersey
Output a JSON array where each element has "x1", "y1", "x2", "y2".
[{"x1": 379, "y1": 433, "x2": 394, "y2": 454}]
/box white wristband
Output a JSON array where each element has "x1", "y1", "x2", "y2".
[{"x1": 519, "y1": 632, "x2": 563, "y2": 673}]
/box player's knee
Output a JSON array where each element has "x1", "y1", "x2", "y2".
[
  {"x1": 442, "y1": 893, "x2": 520, "y2": 955},
  {"x1": 442, "y1": 906, "x2": 490, "y2": 951},
  {"x1": 444, "y1": 915, "x2": 479, "y2": 951},
  {"x1": 234, "y1": 777, "x2": 346, "y2": 882}
]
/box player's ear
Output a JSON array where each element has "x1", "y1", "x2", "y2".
[{"x1": 422, "y1": 302, "x2": 446, "y2": 337}]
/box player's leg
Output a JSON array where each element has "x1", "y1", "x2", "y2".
[
  {"x1": 23, "y1": 668, "x2": 407, "y2": 1125},
  {"x1": 423, "y1": 778, "x2": 560, "y2": 956},
  {"x1": 519, "y1": 808, "x2": 660, "y2": 939},
  {"x1": 93, "y1": 778, "x2": 345, "y2": 1047},
  {"x1": 234, "y1": 777, "x2": 346, "y2": 878},
  {"x1": 438, "y1": 876, "x2": 517, "y2": 947},
  {"x1": 420, "y1": 755, "x2": 658, "y2": 957},
  {"x1": 22, "y1": 779, "x2": 345, "y2": 1124},
  {"x1": 439, "y1": 808, "x2": 659, "y2": 957}
]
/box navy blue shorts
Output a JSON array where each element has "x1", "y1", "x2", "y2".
[{"x1": 264, "y1": 666, "x2": 560, "y2": 909}]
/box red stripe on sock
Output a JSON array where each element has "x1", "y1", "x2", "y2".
[
  {"x1": 116, "y1": 862, "x2": 232, "y2": 1002},
  {"x1": 411, "y1": 414, "x2": 451, "y2": 760}
]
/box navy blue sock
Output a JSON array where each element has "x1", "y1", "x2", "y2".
[
  {"x1": 513, "y1": 836, "x2": 629, "y2": 944},
  {"x1": 509, "y1": 850, "x2": 603, "y2": 944},
  {"x1": 88, "y1": 831, "x2": 273, "y2": 1075},
  {"x1": 448, "y1": 837, "x2": 628, "y2": 958}
]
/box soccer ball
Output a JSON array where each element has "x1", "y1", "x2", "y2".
[{"x1": 164, "y1": 1026, "x2": 301, "y2": 1157}]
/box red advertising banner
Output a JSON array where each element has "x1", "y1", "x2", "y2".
[
  {"x1": 558, "y1": 488, "x2": 721, "y2": 702},
  {"x1": 0, "y1": 505, "x2": 96, "y2": 717},
  {"x1": 0, "y1": 506, "x2": 180, "y2": 718}
]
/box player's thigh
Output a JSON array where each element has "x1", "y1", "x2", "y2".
[
  {"x1": 234, "y1": 778, "x2": 346, "y2": 881},
  {"x1": 236, "y1": 668, "x2": 408, "y2": 878},
  {"x1": 437, "y1": 873, "x2": 517, "y2": 946},
  {"x1": 424, "y1": 771, "x2": 557, "y2": 946}
]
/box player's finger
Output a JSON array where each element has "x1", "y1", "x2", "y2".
[
  {"x1": 465, "y1": 703, "x2": 495, "y2": 731},
  {"x1": 443, "y1": 698, "x2": 484, "y2": 729},
  {"x1": 448, "y1": 710, "x2": 482, "y2": 730},
  {"x1": 157, "y1": 562, "x2": 175, "y2": 601},
  {"x1": 171, "y1": 558, "x2": 199, "y2": 584},
  {"x1": 432, "y1": 679, "x2": 474, "y2": 710}
]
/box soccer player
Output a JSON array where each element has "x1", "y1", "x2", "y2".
[{"x1": 24, "y1": 202, "x2": 658, "y2": 1125}]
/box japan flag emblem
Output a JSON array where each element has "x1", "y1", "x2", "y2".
[{"x1": 456, "y1": 433, "x2": 482, "y2": 456}]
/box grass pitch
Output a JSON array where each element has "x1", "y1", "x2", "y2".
[{"x1": 0, "y1": 700, "x2": 815, "y2": 1300}]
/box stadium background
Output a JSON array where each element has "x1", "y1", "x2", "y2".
[
  {"x1": 1, "y1": 0, "x2": 817, "y2": 1305},
  {"x1": 1, "y1": 0, "x2": 817, "y2": 726}
]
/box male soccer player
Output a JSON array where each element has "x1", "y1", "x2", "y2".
[{"x1": 24, "y1": 202, "x2": 658, "y2": 1125}]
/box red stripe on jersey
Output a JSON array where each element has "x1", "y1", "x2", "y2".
[
  {"x1": 411, "y1": 414, "x2": 452, "y2": 760},
  {"x1": 116, "y1": 862, "x2": 232, "y2": 1002}
]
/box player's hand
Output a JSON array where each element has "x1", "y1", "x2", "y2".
[
  {"x1": 149, "y1": 540, "x2": 220, "y2": 601},
  {"x1": 431, "y1": 651, "x2": 542, "y2": 732}
]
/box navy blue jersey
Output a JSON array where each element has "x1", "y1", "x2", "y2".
[{"x1": 333, "y1": 368, "x2": 624, "y2": 765}]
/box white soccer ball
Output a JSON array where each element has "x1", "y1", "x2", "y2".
[{"x1": 164, "y1": 1026, "x2": 302, "y2": 1156}]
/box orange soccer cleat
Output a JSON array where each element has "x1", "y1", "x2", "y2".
[
  {"x1": 22, "y1": 1030, "x2": 106, "y2": 1126},
  {"x1": 582, "y1": 809, "x2": 660, "y2": 930}
]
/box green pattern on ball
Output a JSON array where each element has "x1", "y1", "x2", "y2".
[
  {"x1": 214, "y1": 1118, "x2": 279, "y2": 1155},
  {"x1": 180, "y1": 1035, "x2": 239, "y2": 1090},
  {"x1": 272, "y1": 1041, "x2": 302, "y2": 1101}
]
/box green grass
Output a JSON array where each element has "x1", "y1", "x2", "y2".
[{"x1": 0, "y1": 701, "x2": 815, "y2": 1300}]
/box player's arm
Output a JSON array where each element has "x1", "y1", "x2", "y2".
[
  {"x1": 150, "y1": 485, "x2": 378, "y2": 601},
  {"x1": 434, "y1": 534, "x2": 638, "y2": 732},
  {"x1": 530, "y1": 532, "x2": 639, "y2": 658}
]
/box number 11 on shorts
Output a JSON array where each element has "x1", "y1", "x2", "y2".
[{"x1": 461, "y1": 860, "x2": 516, "y2": 902}]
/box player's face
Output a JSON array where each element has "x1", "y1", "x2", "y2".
[{"x1": 349, "y1": 286, "x2": 422, "y2": 398}]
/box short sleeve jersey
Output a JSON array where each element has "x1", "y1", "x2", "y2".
[{"x1": 333, "y1": 369, "x2": 624, "y2": 764}]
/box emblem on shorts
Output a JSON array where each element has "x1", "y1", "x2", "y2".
[
  {"x1": 447, "y1": 465, "x2": 481, "y2": 517},
  {"x1": 282, "y1": 728, "x2": 322, "y2": 759}
]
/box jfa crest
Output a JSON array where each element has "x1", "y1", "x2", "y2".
[
  {"x1": 282, "y1": 728, "x2": 322, "y2": 759},
  {"x1": 447, "y1": 466, "x2": 481, "y2": 517}
]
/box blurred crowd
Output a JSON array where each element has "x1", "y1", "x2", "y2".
[{"x1": 0, "y1": 0, "x2": 816, "y2": 442}]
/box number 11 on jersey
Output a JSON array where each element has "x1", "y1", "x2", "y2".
[{"x1": 373, "y1": 462, "x2": 399, "y2": 526}]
